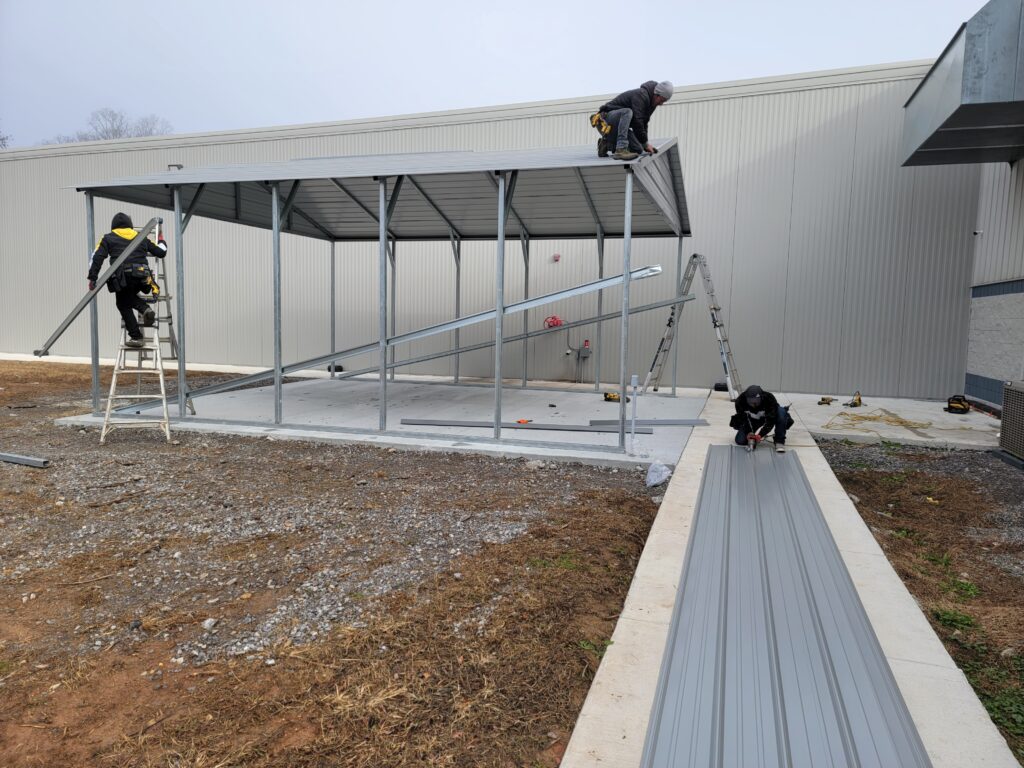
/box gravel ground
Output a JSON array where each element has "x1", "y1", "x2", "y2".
[{"x1": 0, "y1": 362, "x2": 650, "y2": 669}]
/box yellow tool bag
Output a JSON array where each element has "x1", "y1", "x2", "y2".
[{"x1": 590, "y1": 112, "x2": 612, "y2": 135}]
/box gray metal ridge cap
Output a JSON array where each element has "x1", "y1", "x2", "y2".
[{"x1": 71, "y1": 140, "x2": 681, "y2": 191}]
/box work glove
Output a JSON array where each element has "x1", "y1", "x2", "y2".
[
  {"x1": 747, "y1": 433, "x2": 762, "y2": 443},
  {"x1": 88, "y1": 279, "x2": 96, "y2": 291}
]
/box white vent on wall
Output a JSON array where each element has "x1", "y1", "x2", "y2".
[{"x1": 1001, "y1": 381, "x2": 1024, "y2": 461}]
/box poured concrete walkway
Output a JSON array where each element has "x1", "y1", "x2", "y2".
[{"x1": 562, "y1": 392, "x2": 1018, "y2": 768}]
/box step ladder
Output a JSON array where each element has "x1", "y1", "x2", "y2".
[
  {"x1": 139, "y1": 222, "x2": 195, "y2": 414},
  {"x1": 100, "y1": 321, "x2": 171, "y2": 445},
  {"x1": 642, "y1": 253, "x2": 742, "y2": 399}
]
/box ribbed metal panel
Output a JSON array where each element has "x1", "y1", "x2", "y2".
[
  {"x1": 0, "y1": 63, "x2": 984, "y2": 396},
  {"x1": 973, "y1": 162, "x2": 1024, "y2": 286},
  {"x1": 642, "y1": 446, "x2": 931, "y2": 768}
]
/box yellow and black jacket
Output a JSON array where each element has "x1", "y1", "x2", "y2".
[{"x1": 87, "y1": 218, "x2": 167, "y2": 293}]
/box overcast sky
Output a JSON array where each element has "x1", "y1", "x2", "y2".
[{"x1": 0, "y1": 0, "x2": 984, "y2": 149}]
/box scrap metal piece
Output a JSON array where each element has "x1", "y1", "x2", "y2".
[{"x1": 0, "y1": 453, "x2": 50, "y2": 468}]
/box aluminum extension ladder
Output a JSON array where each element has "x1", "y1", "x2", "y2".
[
  {"x1": 642, "y1": 253, "x2": 742, "y2": 399},
  {"x1": 100, "y1": 320, "x2": 171, "y2": 444}
]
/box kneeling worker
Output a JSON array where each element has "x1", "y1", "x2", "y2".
[
  {"x1": 593, "y1": 80, "x2": 673, "y2": 161},
  {"x1": 730, "y1": 385, "x2": 793, "y2": 453},
  {"x1": 87, "y1": 213, "x2": 167, "y2": 348}
]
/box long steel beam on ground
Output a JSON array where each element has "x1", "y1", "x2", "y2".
[
  {"x1": 400, "y1": 419, "x2": 654, "y2": 434},
  {"x1": 115, "y1": 291, "x2": 694, "y2": 414}
]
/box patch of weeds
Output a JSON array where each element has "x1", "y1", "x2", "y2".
[
  {"x1": 944, "y1": 578, "x2": 980, "y2": 599},
  {"x1": 933, "y1": 608, "x2": 975, "y2": 631},
  {"x1": 881, "y1": 440, "x2": 904, "y2": 455},
  {"x1": 850, "y1": 461, "x2": 870, "y2": 470},
  {"x1": 982, "y1": 689, "x2": 1024, "y2": 745},
  {"x1": 893, "y1": 528, "x2": 912, "y2": 538},
  {"x1": 527, "y1": 553, "x2": 580, "y2": 571},
  {"x1": 880, "y1": 471, "x2": 907, "y2": 486},
  {"x1": 577, "y1": 638, "x2": 613, "y2": 658},
  {"x1": 924, "y1": 551, "x2": 952, "y2": 568}
]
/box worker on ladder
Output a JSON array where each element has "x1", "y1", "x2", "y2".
[
  {"x1": 87, "y1": 213, "x2": 167, "y2": 348},
  {"x1": 730, "y1": 385, "x2": 793, "y2": 453},
  {"x1": 592, "y1": 80, "x2": 673, "y2": 161}
]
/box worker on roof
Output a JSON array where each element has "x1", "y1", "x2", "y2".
[
  {"x1": 87, "y1": 213, "x2": 167, "y2": 348},
  {"x1": 730, "y1": 385, "x2": 793, "y2": 453},
  {"x1": 592, "y1": 80, "x2": 673, "y2": 161}
]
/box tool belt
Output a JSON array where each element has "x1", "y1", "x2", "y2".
[
  {"x1": 110, "y1": 262, "x2": 154, "y2": 292},
  {"x1": 590, "y1": 111, "x2": 612, "y2": 135}
]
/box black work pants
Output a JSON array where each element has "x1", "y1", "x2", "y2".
[{"x1": 114, "y1": 275, "x2": 150, "y2": 339}]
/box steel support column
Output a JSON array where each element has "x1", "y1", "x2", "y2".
[
  {"x1": 173, "y1": 188, "x2": 187, "y2": 417},
  {"x1": 672, "y1": 236, "x2": 683, "y2": 396},
  {"x1": 520, "y1": 232, "x2": 530, "y2": 388},
  {"x1": 85, "y1": 194, "x2": 99, "y2": 415},
  {"x1": 329, "y1": 240, "x2": 336, "y2": 378},
  {"x1": 450, "y1": 230, "x2": 462, "y2": 384},
  {"x1": 378, "y1": 178, "x2": 388, "y2": 431},
  {"x1": 271, "y1": 184, "x2": 283, "y2": 425},
  {"x1": 618, "y1": 170, "x2": 634, "y2": 450},
  {"x1": 494, "y1": 172, "x2": 507, "y2": 440},
  {"x1": 594, "y1": 231, "x2": 605, "y2": 392},
  {"x1": 388, "y1": 237, "x2": 396, "y2": 382}
]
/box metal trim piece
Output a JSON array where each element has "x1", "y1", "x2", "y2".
[{"x1": 0, "y1": 453, "x2": 50, "y2": 468}]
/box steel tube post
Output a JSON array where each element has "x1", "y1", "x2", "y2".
[
  {"x1": 85, "y1": 194, "x2": 99, "y2": 415},
  {"x1": 271, "y1": 184, "x2": 283, "y2": 425},
  {"x1": 173, "y1": 188, "x2": 187, "y2": 417},
  {"x1": 594, "y1": 231, "x2": 605, "y2": 391},
  {"x1": 378, "y1": 178, "x2": 388, "y2": 431},
  {"x1": 451, "y1": 233, "x2": 462, "y2": 383},
  {"x1": 672, "y1": 236, "x2": 683, "y2": 396},
  {"x1": 389, "y1": 238, "x2": 396, "y2": 382},
  {"x1": 521, "y1": 234, "x2": 529, "y2": 388},
  {"x1": 618, "y1": 170, "x2": 634, "y2": 450},
  {"x1": 329, "y1": 241, "x2": 336, "y2": 378},
  {"x1": 494, "y1": 173, "x2": 506, "y2": 440}
]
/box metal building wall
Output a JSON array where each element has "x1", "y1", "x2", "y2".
[
  {"x1": 0, "y1": 62, "x2": 982, "y2": 398},
  {"x1": 973, "y1": 162, "x2": 1024, "y2": 285}
]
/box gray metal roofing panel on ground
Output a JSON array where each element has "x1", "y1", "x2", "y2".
[
  {"x1": 642, "y1": 445, "x2": 931, "y2": 768},
  {"x1": 71, "y1": 142, "x2": 690, "y2": 242}
]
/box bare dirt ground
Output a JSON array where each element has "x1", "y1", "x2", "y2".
[
  {"x1": 0, "y1": 360, "x2": 662, "y2": 767},
  {"x1": 821, "y1": 440, "x2": 1024, "y2": 764}
]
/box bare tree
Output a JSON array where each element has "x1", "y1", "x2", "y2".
[
  {"x1": 0, "y1": 120, "x2": 9, "y2": 150},
  {"x1": 46, "y1": 108, "x2": 173, "y2": 144}
]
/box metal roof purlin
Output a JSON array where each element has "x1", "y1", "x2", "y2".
[
  {"x1": 254, "y1": 182, "x2": 337, "y2": 240},
  {"x1": 407, "y1": 175, "x2": 464, "y2": 240},
  {"x1": 328, "y1": 177, "x2": 396, "y2": 241}
]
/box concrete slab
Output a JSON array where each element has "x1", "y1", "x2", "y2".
[
  {"x1": 59, "y1": 377, "x2": 707, "y2": 468},
  {"x1": 781, "y1": 391, "x2": 1001, "y2": 449}
]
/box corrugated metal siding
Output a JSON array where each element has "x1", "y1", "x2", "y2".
[
  {"x1": 0, "y1": 64, "x2": 983, "y2": 397},
  {"x1": 973, "y1": 162, "x2": 1024, "y2": 285}
]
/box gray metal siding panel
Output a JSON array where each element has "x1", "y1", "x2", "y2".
[
  {"x1": 642, "y1": 446, "x2": 931, "y2": 768},
  {"x1": 973, "y1": 162, "x2": 1024, "y2": 285}
]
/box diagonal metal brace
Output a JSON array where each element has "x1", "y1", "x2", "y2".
[{"x1": 35, "y1": 218, "x2": 160, "y2": 357}]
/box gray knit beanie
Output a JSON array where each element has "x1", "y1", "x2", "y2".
[{"x1": 654, "y1": 80, "x2": 674, "y2": 100}]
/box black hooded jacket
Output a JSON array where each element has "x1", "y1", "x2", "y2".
[
  {"x1": 87, "y1": 213, "x2": 167, "y2": 292},
  {"x1": 730, "y1": 385, "x2": 781, "y2": 436},
  {"x1": 599, "y1": 81, "x2": 660, "y2": 146}
]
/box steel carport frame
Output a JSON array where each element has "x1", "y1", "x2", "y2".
[{"x1": 72, "y1": 142, "x2": 691, "y2": 453}]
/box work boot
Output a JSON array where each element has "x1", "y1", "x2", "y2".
[
  {"x1": 612, "y1": 147, "x2": 639, "y2": 161},
  {"x1": 597, "y1": 137, "x2": 609, "y2": 158},
  {"x1": 125, "y1": 337, "x2": 145, "y2": 349},
  {"x1": 141, "y1": 308, "x2": 156, "y2": 327},
  {"x1": 775, "y1": 441, "x2": 786, "y2": 454}
]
